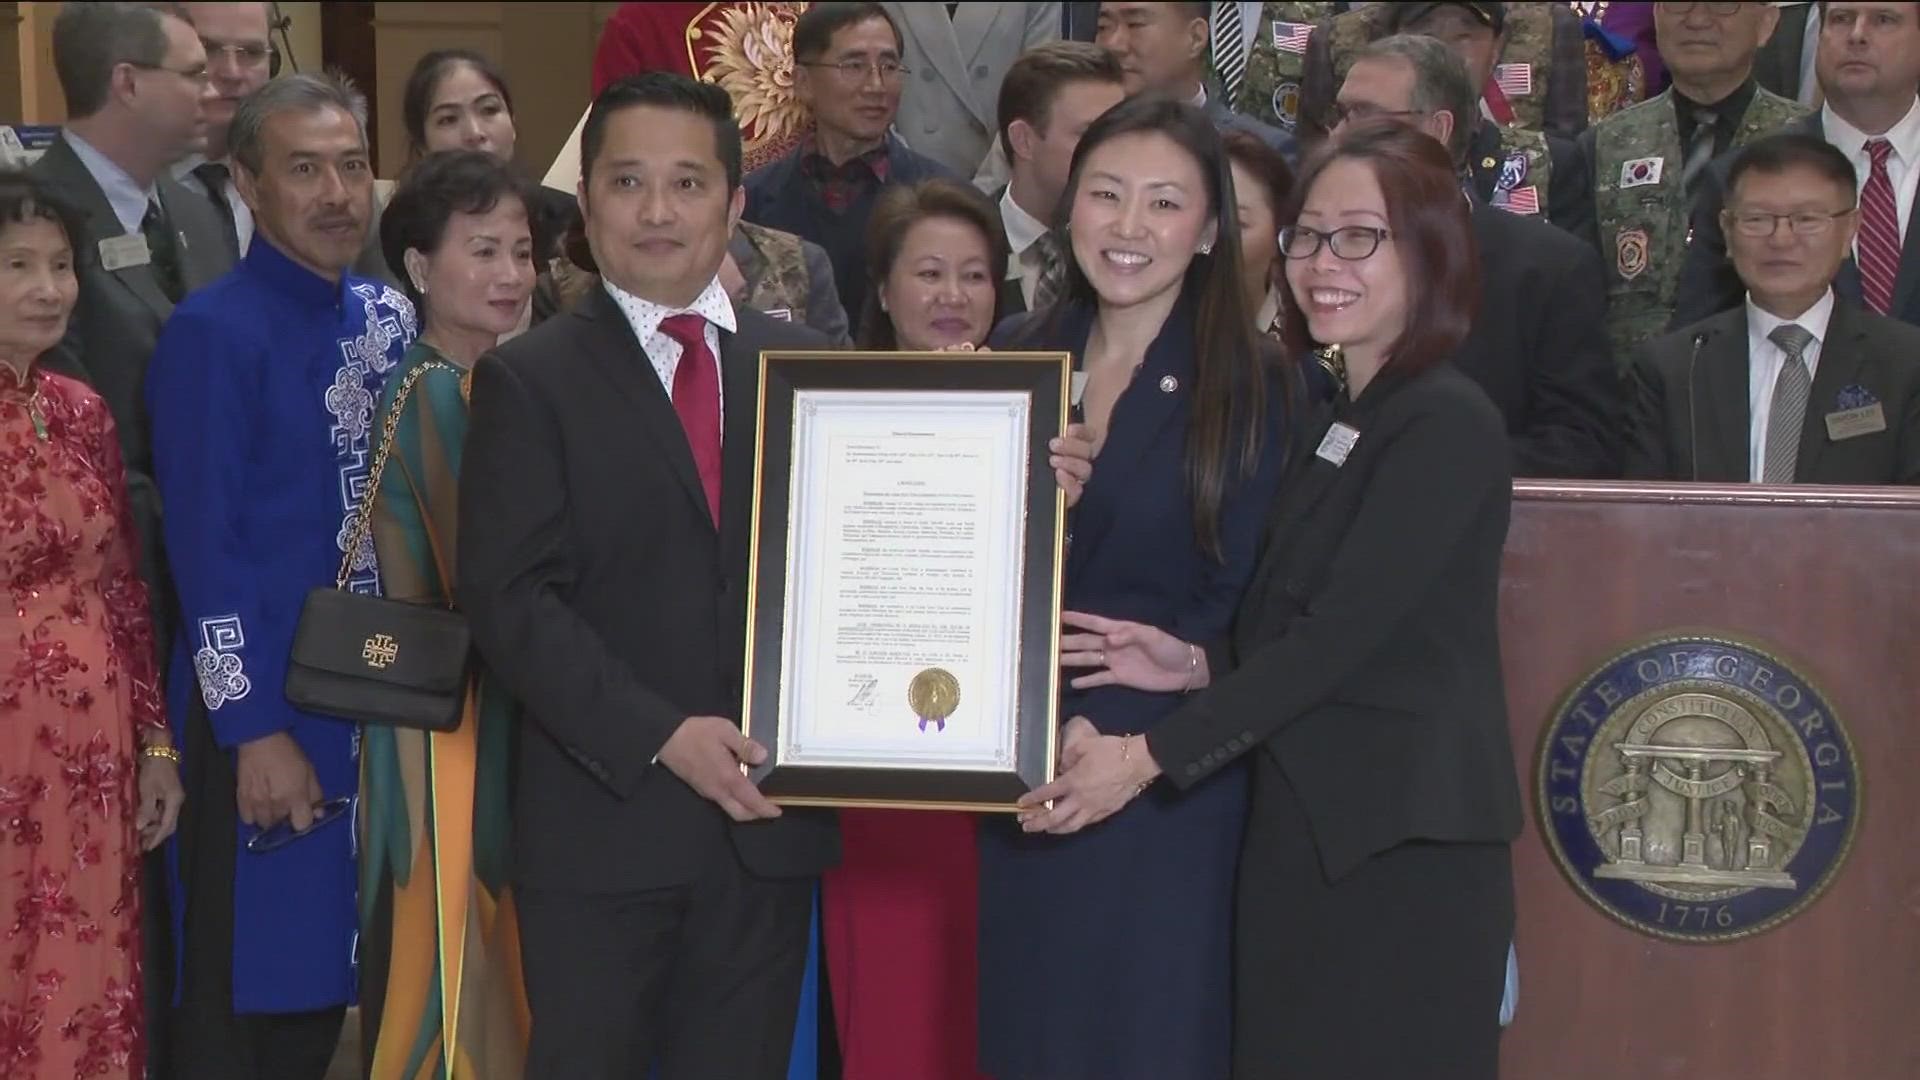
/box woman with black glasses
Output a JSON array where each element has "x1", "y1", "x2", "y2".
[{"x1": 1026, "y1": 121, "x2": 1523, "y2": 1079}]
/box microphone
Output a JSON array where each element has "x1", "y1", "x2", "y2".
[{"x1": 1686, "y1": 329, "x2": 1711, "y2": 482}]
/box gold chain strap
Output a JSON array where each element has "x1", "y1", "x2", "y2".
[{"x1": 333, "y1": 361, "x2": 458, "y2": 590}]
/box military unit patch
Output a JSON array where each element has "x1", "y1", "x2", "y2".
[
  {"x1": 1539, "y1": 635, "x2": 1861, "y2": 942},
  {"x1": 1616, "y1": 226, "x2": 1650, "y2": 280},
  {"x1": 1273, "y1": 81, "x2": 1302, "y2": 130}
]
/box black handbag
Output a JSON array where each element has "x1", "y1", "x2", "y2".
[{"x1": 284, "y1": 362, "x2": 471, "y2": 731}]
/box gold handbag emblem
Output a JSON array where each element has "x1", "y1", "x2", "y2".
[{"x1": 362, "y1": 634, "x2": 399, "y2": 669}]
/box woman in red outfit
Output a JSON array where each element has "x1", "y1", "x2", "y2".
[
  {"x1": 0, "y1": 171, "x2": 184, "y2": 1079},
  {"x1": 824, "y1": 178, "x2": 1009, "y2": 1080}
]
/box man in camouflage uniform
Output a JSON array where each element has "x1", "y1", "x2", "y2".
[
  {"x1": 1577, "y1": 1, "x2": 1807, "y2": 360},
  {"x1": 1259, "y1": 2, "x2": 1587, "y2": 145},
  {"x1": 1397, "y1": 3, "x2": 1590, "y2": 236}
]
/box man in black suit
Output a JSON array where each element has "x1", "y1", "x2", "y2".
[
  {"x1": 457, "y1": 74, "x2": 840, "y2": 1078},
  {"x1": 992, "y1": 40, "x2": 1125, "y2": 316},
  {"x1": 1629, "y1": 134, "x2": 1920, "y2": 484},
  {"x1": 1671, "y1": 1, "x2": 1920, "y2": 330},
  {"x1": 1334, "y1": 33, "x2": 1621, "y2": 477}
]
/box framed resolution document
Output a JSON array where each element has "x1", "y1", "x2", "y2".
[{"x1": 741, "y1": 350, "x2": 1071, "y2": 811}]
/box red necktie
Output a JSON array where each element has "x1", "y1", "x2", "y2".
[
  {"x1": 660, "y1": 312, "x2": 722, "y2": 526},
  {"x1": 1482, "y1": 77, "x2": 1515, "y2": 127},
  {"x1": 1858, "y1": 139, "x2": 1901, "y2": 315}
]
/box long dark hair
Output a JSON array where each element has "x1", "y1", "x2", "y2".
[
  {"x1": 858, "y1": 178, "x2": 1009, "y2": 349},
  {"x1": 1052, "y1": 95, "x2": 1270, "y2": 563},
  {"x1": 1278, "y1": 119, "x2": 1478, "y2": 381},
  {"x1": 402, "y1": 49, "x2": 514, "y2": 158}
]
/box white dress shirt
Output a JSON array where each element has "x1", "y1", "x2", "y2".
[
  {"x1": 1745, "y1": 288, "x2": 1834, "y2": 482},
  {"x1": 175, "y1": 154, "x2": 256, "y2": 254},
  {"x1": 602, "y1": 274, "x2": 737, "y2": 434},
  {"x1": 1823, "y1": 95, "x2": 1920, "y2": 242},
  {"x1": 63, "y1": 129, "x2": 155, "y2": 235},
  {"x1": 1000, "y1": 185, "x2": 1050, "y2": 308}
]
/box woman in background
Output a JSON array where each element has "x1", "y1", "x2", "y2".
[
  {"x1": 401, "y1": 49, "x2": 576, "y2": 334},
  {"x1": 977, "y1": 97, "x2": 1294, "y2": 1080},
  {"x1": 359, "y1": 150, "x2": 539, "y2": 1079},
  {"x1": 1027, "y1": 121, "x2": 1522, "y2": 1079},
  {"x1": 827, "y1": 177, "x2": 1006, "y2": 1080},
  {"x1": 0, "y1": 170, "x2": 183, "y2": 1080},
  {"x1": 1222, "y1": 131, "x2": 1294, "y2": 343}
]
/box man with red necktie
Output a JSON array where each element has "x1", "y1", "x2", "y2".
[{"x1": 457, "y1": 73, "x2": 841, "y2": 1079}]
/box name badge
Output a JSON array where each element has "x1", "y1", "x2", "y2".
[
  {"x1": 1620, "y1": 156, "x2": 1664, "y2": 189},
  {"x1": 1825, "y1": 403, "x2": 1887, "y2": 441},
  {"x1": 763, "y1": 307, "x2": 793, "y2": 322},
  {"x1": 98, "y1": 233, "x2": 151, "y2": 271},
  {"x1": 1070, "y1": 371, "x2": 1088, "y2": 408},
  {"x1": 1315, "y1": 421, "x2": 1360, "y2": 466}
]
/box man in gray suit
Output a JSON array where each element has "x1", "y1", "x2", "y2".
[
  {"x1": 1095, "y1": 0, "x2": 1297, "y2": 158},
  {"x1": 884, "y1": 2, "x2": 1061, "y2": 176},
  {"x1": 33, "y1": 2, "x2": 235, "y2": 598}
]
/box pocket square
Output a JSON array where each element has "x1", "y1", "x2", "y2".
[{"x1": 1836, "y1": 384, "x2": 1880, "y2": 410}]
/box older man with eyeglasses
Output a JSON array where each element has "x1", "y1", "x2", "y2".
[
  {"x1": 742, "y1": 2, "x2": 956, "y2": 338},
  {"x1": 173, "y1": 2, "x2": 278, "y2": 258},
  {"x1": 1627, "y1": 132, "x2": 1920, "y2": 484}
]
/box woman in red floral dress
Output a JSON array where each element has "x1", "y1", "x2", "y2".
[{"x1": 0, "y1": 172, "x2": 185, "y2": 1079}]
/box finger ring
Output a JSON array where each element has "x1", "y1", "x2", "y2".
[{"x1": 1097, "y1": 650, "x2": 1106, "y2": 665}]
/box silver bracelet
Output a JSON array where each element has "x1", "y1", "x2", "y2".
[{"x1": 1182, "y1": 643, "x2": 1200, "y2": 693}]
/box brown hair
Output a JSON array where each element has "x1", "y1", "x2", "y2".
[
  {"x1": 1222, "y1": 129, "x2": 1295, "y2": 274},
  {"x1": 858, "y1": 178, "x2": 1009, "y2": 350},
  {"x1": 1279, "y1": 119, "x2": 1478, "y2": 381},
  {"x1": 996, "y1": 41, "x2": 1126, "y2": 155},
  {"x1": 1053, "y1": 95, "x2": 1274, "y2": 563}
]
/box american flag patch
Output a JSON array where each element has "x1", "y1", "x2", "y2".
[
  {"x1": 1495, "y1": 185, "x2": 1541, "y2": 215},
  {"x1": 1272, "y1": 21, "x2": 1312, "y2": 54},
  {"x1": 1495, "y1": 63, "x2": 1533, "y2": 97}
]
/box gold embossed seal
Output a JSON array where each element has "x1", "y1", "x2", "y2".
[{"x1": 908, "y1": 668, "x2": 960, "y2": 733}]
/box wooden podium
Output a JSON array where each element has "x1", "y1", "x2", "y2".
[{"x1": 1498, "y1": 481, "x2": 1920, "y2": 1080}]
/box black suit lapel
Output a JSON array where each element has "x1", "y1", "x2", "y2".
[
  {"x1": 1796, "y1": 301, "x2": 1869, "y2": 479},
  {"x1": 1893, "y1": 193, "x2": 1920, "y2": 320},
  {"x1": 579, "y1": 287, "x2": 715, "y2": 530},
  {"x1": 719, "y1": 320, "x2": 762, "y2": 568},
  {"x1": 1693, "y1": 314, "x2": 1752, "y2": 482}
]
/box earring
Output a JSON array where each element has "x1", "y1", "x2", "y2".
[
  {"x1": 1198, "y1": 242, "x2": 1213, "y2": 256},
  {"x1": 411, "y1": 278, "x2": 428, "y2": 296}
]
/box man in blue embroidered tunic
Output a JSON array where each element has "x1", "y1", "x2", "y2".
[{"x1": 147, "y1": 72, "x2": 414, "y2": 1080}]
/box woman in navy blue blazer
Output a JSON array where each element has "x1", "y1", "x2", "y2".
[{"x1": 975, "y1": 96, "x2": 1299, "y2": 1080}]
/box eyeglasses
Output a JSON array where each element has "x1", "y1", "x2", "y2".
[
  {"x1": 202, "y1": 39, "x2": 274, "y2": 69},
  {"x1": 1326, "y1": 102, "x2": 1425, "y2": 128},
  {"x1": 798, "y1": 58, "x2": 910, "y2": 83},
  {"x1": 1723, "y1": 209, "x2": 1856, "y2": 238},
  {"x1": 244, "y1": 795, "x2": 355, "y2": 854},
  {"x1": 1656, "y1": 3, "x2": 1746, "y2": 16},
  {"x1": 125, "y1": 60, "x2": 212, "y2": 87},
  {"x1": 1280, "y1": 224, "x2": 1393, "y2": 261}
]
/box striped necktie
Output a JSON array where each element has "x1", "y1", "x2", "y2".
[
  {"x1": 1762, "y1": 323, "x2": 1815, "y2": 483},
  {"x1": 1858, "y1": 139, "x2": 1900, "y2": 315},
  {"x1": 1212, "y1": 3, "x2": 1246, "y2": 110}
]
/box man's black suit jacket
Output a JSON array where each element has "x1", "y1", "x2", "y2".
[
  {"x1": 1148, "y1": 363, "x2": 1524, "y2": 882},
  {"x1": 1459, "y1": 201, "x2": 1623, "y2": 478},
  {"x1": 459, "y1": 285, "x2": 840, "y2": 893},
  {"x1": 1670, "y1": 107, "x2": 1920, "y2": 331},
  {"x1": 1625, "y1": 297, "x2": 1920, "y2": 483}
]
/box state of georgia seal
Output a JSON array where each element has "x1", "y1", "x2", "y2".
[{"x1": 1538, "y1": 634, "x2": 1861, "y2": 942}]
